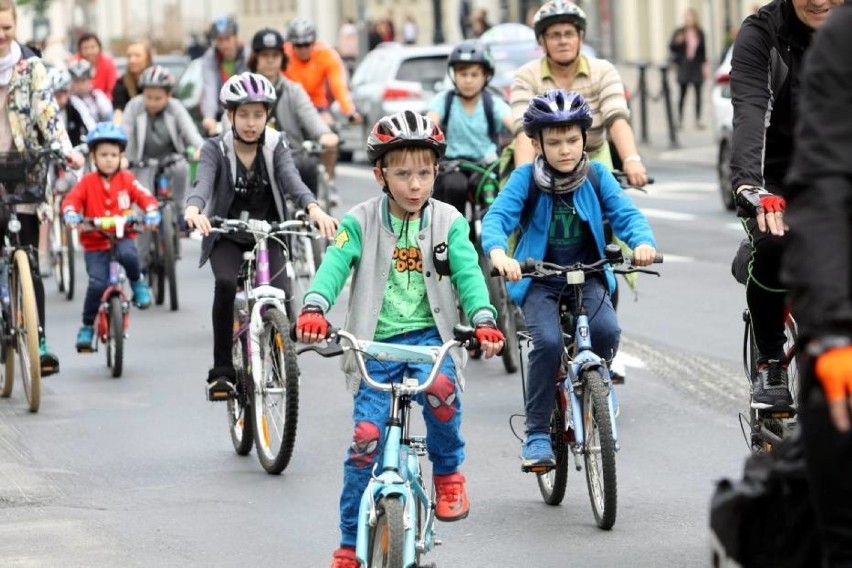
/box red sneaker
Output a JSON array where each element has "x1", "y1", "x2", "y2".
[
  {"x1": 329, "y1": 546, "x2": 359, "y2": 568},
  {"x1": 434, "y1": 472, "x2": 470, "y2": 521}
]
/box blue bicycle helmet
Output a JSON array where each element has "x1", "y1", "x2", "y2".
[
  {"x1": 86, "y1": 122, "x2": 128, "y2": 151},
  {"x1": 523, "y1": 89, "x2": 593, "y2": 138}
]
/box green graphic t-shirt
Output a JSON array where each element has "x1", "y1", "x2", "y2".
[{"x1": 374, "y1": 215, "x2": 435, "y2": 340}]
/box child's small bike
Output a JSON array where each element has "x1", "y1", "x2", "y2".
[
  {"x1": 211, "y1": 215, "x2": 313, "y2": 474},
  {"x1": 506, "y1": 244, "x2": 662, "y2": 530},
  {"x1": 77, "y1": 216, "x2": 147, "y2": 378},
  {"x1": 299, "y1": 325, "x2": 479, "y2": 568}
]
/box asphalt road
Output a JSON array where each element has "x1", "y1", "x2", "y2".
[{"x1": 0, "y1": 156, "x2": 754, "y2": 567}]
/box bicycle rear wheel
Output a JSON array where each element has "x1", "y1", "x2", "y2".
[
  {"x1": 583, "y1": 370, "x2": 617, "y2": 530},
  {"x1": 62, "y1": 225, "x2": 76, "y2": 301},
  {"x1": 161, "y1": 205, "x2": 179, "y2": 311},
  {"x1": 537, "y1": 388, "x2": 569, "y2": 505},
  {"x1": 228, "y1": 329, "x2": 254, "y2": 455},
  {"x1": 367, "y1": 495, "x2": 405, "y2": 568},
  {"x1": 107, "y1": 296, "x2": 124, "y2": 378},
  {"x1": 12, "y1": 250, "x2": 41, "y2": 412},
  {"x1": 252, "y1": 307, "x2": 300, "y2": 474},
  {"x1": 147, "y1": 228, "x2": 165, "y2": 307}
]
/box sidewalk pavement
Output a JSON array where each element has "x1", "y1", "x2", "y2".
[{"x1": 615, "y1": 63, "x2": 718, "y2": 168}]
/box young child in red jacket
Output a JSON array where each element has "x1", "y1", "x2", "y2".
[{"x1": 61, "y1": 123, "x2": 160, "y2": 351}]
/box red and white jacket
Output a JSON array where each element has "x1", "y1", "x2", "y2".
[{"x1": 61, "y1": 170, "x2": 158, "y2": 252}]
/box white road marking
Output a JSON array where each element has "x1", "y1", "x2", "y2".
[{"x1": 639, "y1": 208, "x2": 696, "y2": 221}]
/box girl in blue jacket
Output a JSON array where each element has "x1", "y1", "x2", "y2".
[{"x1": 481, "y1": 90, "x2": 657, "y2": 470}]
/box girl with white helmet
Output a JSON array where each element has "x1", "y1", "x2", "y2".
[{"x1": 184, "y1": 72, "x2": 338, "y2": 400}]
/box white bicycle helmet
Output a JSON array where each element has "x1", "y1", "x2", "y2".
[
  {"x1": 49, "y1": 67, "x2": 72, "y2": 92},
  {"x1": 219, "y1": 72, "x2": 277, "y2": 109},
  {"x1": 139, "y1": 65, "x2": 175, "y2": 90},
  {"x1": 68, "y1": 59, "x2": 93, "y2": 80},
  {"x1": 287, "y1": 17, "x2": 317, "y2": 44},
  {"x1": 533, "y1": 0, "x2": 588, "y2": 39}
]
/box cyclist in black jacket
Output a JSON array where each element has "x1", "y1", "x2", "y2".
[
  {"x1": 784, "y1": 4, "x2": 852, "y2": 562},
  {"x1": 730, "y1": 0, "x2": 842, "y2": 410}
]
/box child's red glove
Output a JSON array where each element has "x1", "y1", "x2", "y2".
[
  {"x1": 474, "y1": 322, "x2": 505, "y2": 345},
  {"x1": 814, "y1": 345, "x2": 852, "y2": 432},
  {"x1": 296, "y1": 305, "x2": 329, "y2": 339}
]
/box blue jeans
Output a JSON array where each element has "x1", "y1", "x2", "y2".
[
  {"x1": 82, "y1": 239, "x2": 142, "y2": 325},
  {"x1": 522, "y1": 277, "x2": 620, "y2": 434},
  {"x1": 338, "y1": 327, "x2": 464, "y2": 547}
]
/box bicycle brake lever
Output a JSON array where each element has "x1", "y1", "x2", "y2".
[
  {"x1": 615, "y1": 267, "x2": 661, "y2": 277},
  {"x1": 296, "y1": 342, "x2": 345, "y2": 357}
]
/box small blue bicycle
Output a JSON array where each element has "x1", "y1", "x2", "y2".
[
  {"x1": 506, "y1": 244, "x2": 662, "y2": 530},
  {"x1": 299, "y1": 325, "x2": 479, "y2": 567}
]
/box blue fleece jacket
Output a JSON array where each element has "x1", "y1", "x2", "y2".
[{"x1": 480, "y1": 161, "x2": 657, "y2": 305}]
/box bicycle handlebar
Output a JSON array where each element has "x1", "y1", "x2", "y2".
[
  {"x1": 300, "y1": 140, "x2": 338, "y2": 156},
  {"x1": 296, "y1": 326, "x2": 477, "y2": 395},
  {"x1": 612, "y1": 170, "x2": 654, "y2": 192},
  {"x1": 77, "y1": 215, "x2": 145, "y2": 238},
  {"x1": 209, "y1": 215, "x2": 313, "y2": 237},
  {"x1": 127, "y1": 153, "x2": 188, "y2": 171},
  {"x1": 489, "y1": 245, "x2": 663, "y2": 278}
]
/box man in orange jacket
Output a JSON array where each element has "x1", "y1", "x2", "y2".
[{"x1": 283, "y1": 17, "x2": 362, "y2": 203}]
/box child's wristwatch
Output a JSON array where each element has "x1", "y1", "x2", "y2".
[{"x1": 623, "y1": 155, "x2": 642, "y2": 163}]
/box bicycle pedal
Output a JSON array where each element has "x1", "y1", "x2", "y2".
[
  {"x1": 206, "y1": 385, "x2": 235, "y2": 402},
  {"x1": 521, "y1": 463, "x2": 555, "y2": 474},
  {"x1": 76, "y1": 346, "x2": 95, "y2": 354}
]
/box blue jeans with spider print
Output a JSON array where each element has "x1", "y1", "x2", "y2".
[{"x1": 337, "y1": 326, "x2": 463, "y2": 547}]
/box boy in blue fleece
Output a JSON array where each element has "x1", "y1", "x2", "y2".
[{"x1": 481, "y1": 90, "x2": 657, "y2": 469}]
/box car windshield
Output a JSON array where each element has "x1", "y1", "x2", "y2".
[{"x1": 396, "y1": 56, "x2": 449, "y2": 93}]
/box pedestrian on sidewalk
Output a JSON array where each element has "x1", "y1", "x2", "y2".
[{"x1": 668, "y1": 8, "x2": 707, "y2": 130}]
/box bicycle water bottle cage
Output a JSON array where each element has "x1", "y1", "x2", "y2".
[{"x1": 564, "y1": 270, "x2": 585, "y2": 285}]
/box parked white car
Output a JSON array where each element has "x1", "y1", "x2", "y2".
[{"x1": 712, "y1": 45, "x2": 734, "y2": 210}]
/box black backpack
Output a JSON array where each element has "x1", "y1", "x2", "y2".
[{"x1": 441, "y1": 89, "x2": 499, "y2": 150}]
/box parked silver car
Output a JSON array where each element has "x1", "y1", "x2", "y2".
[{"x1": 333, "y1": 43, "x2": 453, "y2": 163}]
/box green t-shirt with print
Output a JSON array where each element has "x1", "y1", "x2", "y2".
[{"x1": 374, "y1": 215, "x2": 435, "y2": 340}]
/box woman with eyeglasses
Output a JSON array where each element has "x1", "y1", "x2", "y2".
[{"x1": 510, "y1": 1, "x2": 646, "y2": 188}]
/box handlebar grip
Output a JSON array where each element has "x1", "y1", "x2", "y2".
[
  {"x1": 520, "y1": 258, "x2": 537, "y2": 273},
  {"x1": 654, "y1": 253, "x2": 664, "y2": 264}
]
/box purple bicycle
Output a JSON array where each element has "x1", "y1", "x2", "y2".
[{"x1": 210, "y1": 215, "x2": 311, "y2": 474}]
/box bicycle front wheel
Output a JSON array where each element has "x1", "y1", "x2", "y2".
[
  {"x1": 537, "y1": 389, "x2": 569, "y2": 505},
  {"x1": 367, "y1": 495, "x2": 405, "y2": 568},
  {"x1": 107, "y1": 296, "x2": 124, "y2": 378},
  {"x1": 161, "y1": 205, "x2": 179, "y2": 311},
  {"x1": 478, "y1": 252, "x2": 519, "y2": 373},
  {"x1": 12, "y1": 250, "x2": 41, "y2": 412},
  {"x1": 252, "y1": 307, "x2": 300, "y2": 474},
  {"x1": 62, "y1": 225, "x2": 76, "y2": 301},
  {"x1": 228, "y1": 329, "x2": 253, "y2": 455},
  {"x1": 583, "y1": 370, "x2": 617, "y2": 529}
]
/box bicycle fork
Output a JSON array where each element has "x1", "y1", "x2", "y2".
[{"x1": 565, "y1": 314, "x2": 620, "y2": 458}]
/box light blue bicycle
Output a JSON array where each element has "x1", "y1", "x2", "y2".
[
  {"x1": 506, "y1": 244, "x2": 662, "y2": 530},
  {"x1": 299, "y1": 326, "x2": 478, "y2": 567}
]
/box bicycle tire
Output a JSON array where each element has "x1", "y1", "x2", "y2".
[
  {"x1": 367, "y1": 495, "x2": 406, "y2": 568},
  {"x1": 51, "y1": 218, "x2": 65, "y2": 294},
  {"x1": 228, "y1": 330, "x2": 254, "y2": 456},
  {"x1": 252, "y1": 307, "x2": 300, "y2": 474},
  {"x1": 478, "y1": 252, "x2": 519, "y2": 373},
  {"x1": 537, "y1": 389, "x2": 569, "y2": 505},
  {"x1": 2, "y1": 341, "x2": 14, "y2": 398},
  {"x1": 147, "y1": 226, "x2": 165, "y2": 306},
  {"x1": 310, "y1": 234, "x2": 325, "y2": 272},
  {"x1": 161, "y1": 205, "x2": 179, "y2": 311},
  {"x1": 108, "y1": 296, "x2": 123, "y2": 378},
  {"x1": 583, "y1": 370, "x2": 617, "y2": 530},
  {"x1": 63, "y1": 225, "x2": 76, "y2": 301},
  {"x1": 13, "y1": 250, "x2": 41, "y2": 412}
]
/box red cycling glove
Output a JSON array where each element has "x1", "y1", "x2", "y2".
[
  {"x1": 759, "y1": 194, "x2": 786, "y2": 214},
  {"x1": 815, "y1": 346, "x2": 852, "y2": 403},
  {"x1": 474, "y1": 322, "x2": 505, "y2": 345},
  {"x1": 296, "y1": 306, "x2": 329, "y2": 338}
]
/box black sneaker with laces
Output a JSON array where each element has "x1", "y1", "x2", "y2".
[{"x1": 751, "y1": 359, "x2": 793, "y2": 410}]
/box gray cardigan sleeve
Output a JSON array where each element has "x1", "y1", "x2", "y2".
[
  {"x1": 186, "y1": 139, "x2": 219, "y2": 213},
  {"x1": 273, "y1": 137, "x2": 316, "y2": 211},
  {"x1": 121, "y1": 96, "x2": 144, "y2": 160},
  {"x1": 172, "y1": 99, "x2": 205, "y2": 149},
  {"x1": 293, "y1": 83, "x2": 332, "y2": 141}
]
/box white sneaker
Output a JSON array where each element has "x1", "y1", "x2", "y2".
[{"x1": 610, "y1": 354, "x2": 627, "y2": 384}]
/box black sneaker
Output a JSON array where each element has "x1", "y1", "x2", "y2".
[
  {"x1": 206, "y1": 366, "x2": 236, "y2": 401},
  {"x1": 751, "y1": 359, "x2": 793, "y2": 410}
]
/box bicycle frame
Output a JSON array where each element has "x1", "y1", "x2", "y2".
[{"x1": 300, "y1": 328, "x2": 470, "y2": 566}]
